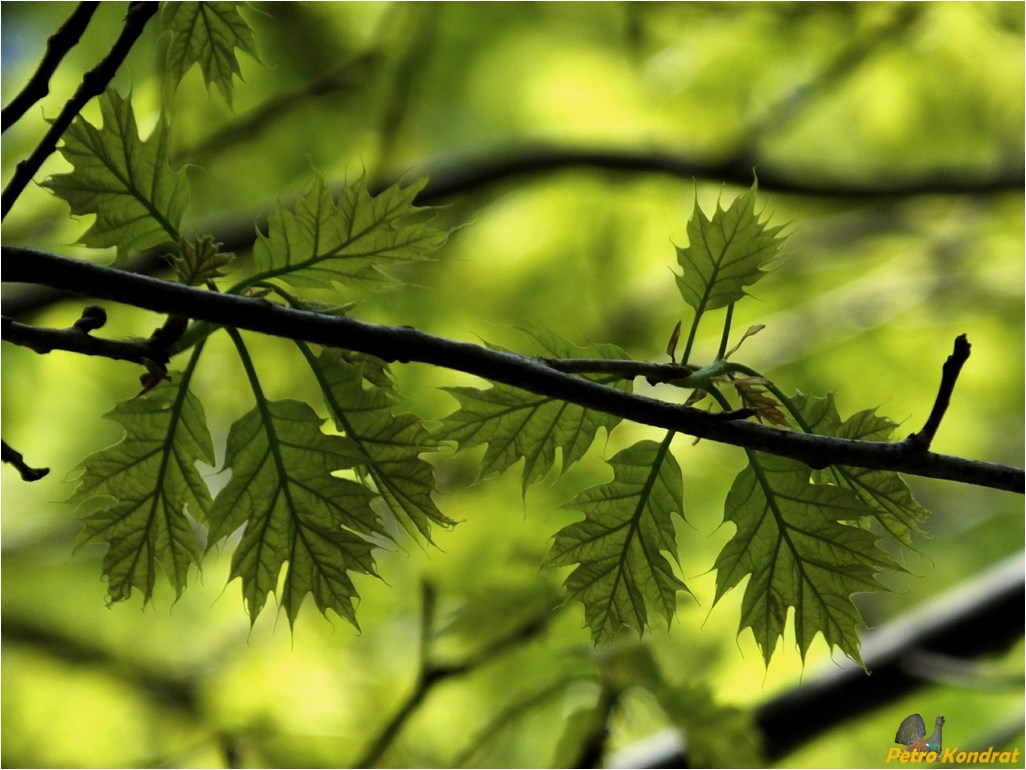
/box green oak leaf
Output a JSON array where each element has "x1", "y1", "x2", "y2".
[
  {"x1": 161, "y1": 2, "x2": 259, "y2": 105},
  {"x1": 548, "y1": 436, "x2": 689, "y2": 644},
  {"x1": 42, "y1": 88, "x2": 189, "y2": 259},
  {"x1": 437, "y1": 328, "x2": 630, "y2": 493},
  {"x1": 675, "y1": 182, "x2": 785, "y2": 314},
  {"x1": 714, "y1": 450, "x2": 899, "y2": 666},
  {"x1": 794, "y1": 392, "x2": 930, "y2": 548},
  {"x1": 69, "y1": 378, "x2": 214, "y2": 604},
  {"x1": 207, "y1": 399, "x2": 380, "y2": 627},
  {"x1": 253, "y1": 173, "x2": 449, "y2": 293},
  {"x1": 170, "y1": 234, "x2": 234, "y2": 285},
  {"x1": 308, "y1": 349, "x2": 454, "y2": 543}
]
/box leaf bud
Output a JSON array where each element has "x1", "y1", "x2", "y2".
[{"x1": 73, "y1": 305, "x2": 107, "y2": 333}]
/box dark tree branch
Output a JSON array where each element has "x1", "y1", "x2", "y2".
[
  {"x1": 5, "y1": 146, "x2": 1022, "y2": 321},
  {"x1": 1, "y1": 439, "x2": 50, "y2": 481},
  {"x1": 398, "y1": 146, "x2": 1025, "y2": 206},
  {"x1": 0, "y1": 1, "x2": 158, "y2": 221},
  {"x1": 757, "y1": 552, "x2": 1026, "y2": 760},
  {"x1": 911, "y1": 333, "x2": 971, "y2": 450},
  {"x1": 0, "y1": 2, "x2": 101, "y2": 132},
  {"x1": 4, "y1": 245, "x2": 1023, "y2": 493},
  {"x1": 574, "y1": 684, "x2": 621, "y2": 769}
]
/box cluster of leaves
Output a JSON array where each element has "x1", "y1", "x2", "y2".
[{"x1": 41, "y1": 3, "x2": 931, "y2": 668}]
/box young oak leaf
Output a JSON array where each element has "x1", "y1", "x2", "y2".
[
  {"x1": 675, "y1": 182, "x2": 785, "y2": 314},
  {"x1": 548, "y1": 436, "x2": 690, "y2": 644},
  {"x1": 253, "y1": 174, "x2": 450, "y2": 293},
  {"x1": 733, "y1": 380, "x2": 789, "y2": 426},
  {"x1": 309, "y1": 350, "x2": 454, "y2": 543},
  {"x1": 170, "y1": 234, "x2": 234, "y2": 285},
  {"x1": 436, "y1": 328, "x2": 630, "y2": 493},
  {"x1": 69, "y1": 378, "x2": 214, "y2": 604},
  {"x1": 207, "y1": 399, "x2": 381, "y2": 627},
  {"x1": 713, "y1": 451, "x2": 899, "y2": 666},
  {"x1": 794, "y1": 392, "x2": 930, "y2": 548},
  {"x1": 42, "y1": 88, "x2": 189, "y2": 259},
  {"x1": 161, "y1": 2, "x2": 259, "y2": 106}
]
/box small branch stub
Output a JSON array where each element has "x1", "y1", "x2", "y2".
[
  {"x1": 1, "y1": 440, "x2": 50, "y2": 482},
  {"x1": 910, "y1": 334, "x2": 972, "y2": 450}
]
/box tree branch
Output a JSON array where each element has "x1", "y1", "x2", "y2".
[
  {"x1": 399, "y1": 145, "x2": 1025, "y2": 205},
  {"x1": 0, "y1": 1, "x2": 158, "y2": 221},
  {"x1": 4, "y1": 245, "x2": 1022, "y2": 493},
  {"x1": 0, "y1": 2, "x2": 101, "y2": 132}
]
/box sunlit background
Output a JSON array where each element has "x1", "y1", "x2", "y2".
[{"x1": 2, "y1": 3, "x2": 1023, "y2": 768}]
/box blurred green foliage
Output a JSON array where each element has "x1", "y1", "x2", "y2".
[{"x1": 2, "y1": 2, "x2": 1022, "y2": 767}]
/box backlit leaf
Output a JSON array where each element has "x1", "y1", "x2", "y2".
[
  {"x1": 70, "y1": 378, "x2": 213, "y2": 604},
  {"x1": 170, "y1": 234, "x2": 234, "y2": 285},
  {"x1": 549, "y1": 436, "x2": 689, "y2": 643},
  {"x1": 437, "y1": 328, "x2": 630, "y2": 493},
  {"x1": 675, "y1": 182, "x2": 785, "y2": 314},
  {"x1": 734, "y1": 380, "x2": 789, "y2": 426},
  {"x1": 309, "y1": 349, "x2": 454, "y2": 543},
  {"x1": 253, "y1": 173, "x2": 449, "y2": 293},
  {"x1": 795, "y1": 392, "x2": 930, "y2": 548},
  {"x1": 714, "y1": 449, "x2": 898, "y2": 666},
  {"x1": 161, "y1": 2, "x2": 258, "y2": 105},
  {"x1": 42, "y1": 88, "x2": 188, "y2": 259},
  {"x1": 207, "y1": 399, "x2": 380, "y2": 627}
]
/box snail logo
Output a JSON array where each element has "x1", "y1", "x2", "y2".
[
  {"x1": 893, "y1": 713, "x2": 945, "y2": 759},
  {"x1": 885, "y1": 713, "x2": 1023, "y2": 765}
]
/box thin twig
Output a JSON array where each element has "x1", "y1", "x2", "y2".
[
  {"x1": 393, "y1": 146, "x2": 1025, "y2": 206},
  {"x1": 0, "y1": 1, "x2": 158, "y2": 221},
  {"x1": 175, "y1": 51, "x2": 380, "y2": 165},
  {"x1": 1, "y1": 439, "x2": 50, "y2": 481},
  {"x1": 740, "y1": 4, "x2": 924, "y2": 143},
  {"x1": 909, "y1": 334, "x2": 971, "y2": 450},
  {"x1": 1, "y1": 314, "x2": 171, "y2": 366},
  {"x1": 354, "y1": 581, "x2": 555, "y2": 768},
  {"x1": 1, "y1": 2, "x2": 101, "y2": 132},
  {"x1": 3, "y1": 246, "x2": 1023, "y2": 493},
  {"x1": 354, "y1": 580, "x2": 438, "y2": 768},
  {"x1": 454, "y1": 676, "x2": 587, "y2": 767}
]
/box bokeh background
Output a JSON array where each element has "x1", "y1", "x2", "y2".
[{"x1": 2, "y1": 2, "x2": 1023, "y2": 767}]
